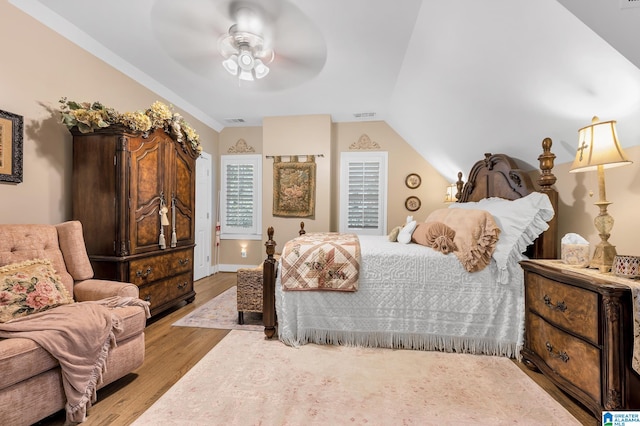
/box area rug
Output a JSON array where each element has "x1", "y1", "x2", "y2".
[
  {"x1": 132, "y1": 330, "x2": 580, "y2": 425},
  {"x1": 171, "y1": 286, "x2": 263, "y2": 331}
]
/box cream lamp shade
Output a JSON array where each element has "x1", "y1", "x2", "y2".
[{"x1": 569, "y1": 116, "x2": 632, "y2": 173}]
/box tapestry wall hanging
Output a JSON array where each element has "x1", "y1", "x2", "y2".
[{"x1": 272, "y1": 156, "x2": 316, "y2": 218}]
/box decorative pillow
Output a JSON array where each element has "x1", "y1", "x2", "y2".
[
  {"x1": 387, "y1": 225, "x2": 403, "y2": 242},
  {"x1": 411, "y1": 222, "x2": 457, "y2": 254},
  {"x1": 0, "y1": 259, "x2": 74, "y2": 323},
  {"x1": 397, "y1": 220, "x2": 417, "y2": 244},
  {"x1": 425, "y1": 209, "x2": 500, "y2": 272},
  {"x1": 449, "y1": 192, "x2": 554, "y2": 282}
]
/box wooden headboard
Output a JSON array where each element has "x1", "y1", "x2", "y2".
[{"x1": 456, "y1": 137, "x2": 558, "y2": 259}]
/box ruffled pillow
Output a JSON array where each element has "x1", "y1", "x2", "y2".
[
  {"x1": 425, "y1": 209, "x2": 500, "y2": 272},
  {"x1": 449, "y1": 192, "x2": 554, "y2": 283},
  {"x1": 411, "y1": 222, "x2": 457, "y2": 254},
  {"x1": 0, "y1": 259, "x2": 73, "y2": 323}
]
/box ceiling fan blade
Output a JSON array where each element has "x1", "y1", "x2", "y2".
[{"x1": 151, "y1": 0, "x2": 231, "y2": 52}]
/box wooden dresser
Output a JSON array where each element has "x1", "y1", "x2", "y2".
[
  {"x1": 520, "y1": 259, "x2": 640, "y2": 417},
  {"x1": 71, "y1": 127, "x2": 198, "y2": 316}
]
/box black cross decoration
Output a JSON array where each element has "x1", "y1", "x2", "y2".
[{"x1": 577, "y1": 140, "x2": 589, "y2": 161}]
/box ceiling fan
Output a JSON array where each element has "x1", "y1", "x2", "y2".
[
  {"x1": 151, "y1": 0, "x2": 327, "y2": 90},
  {"x1": 217, "y1": 5, "x2": 275, "y2": 82}
]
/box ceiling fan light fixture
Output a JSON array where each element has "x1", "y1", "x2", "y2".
[
  {"x1": 222, "y1": 55, "x2": 239, "y2": 74},
  {"x1": 238, "y1": 69, "x2": 255, "y2": 81},
  {"x1": 253, "y1": 59, "x2": 269, "y2": 79},
  {"x1": 223, "y1": 51, "x2": 270, "y2": 82},
  {"x1": 219, "y1": 23, "x2": 273, "y2": 83},
  {"x1": 237, "y1": 46, "x2": 255, "y2": 70}
]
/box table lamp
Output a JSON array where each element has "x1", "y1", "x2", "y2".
[
  {"x1": 444, "y1": 183, "x2": 458, "y2": 203},
  {"x1": 569, "y1": 116, "x2": 632, "y2": 272}
]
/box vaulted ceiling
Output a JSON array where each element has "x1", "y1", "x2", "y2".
[{"x1": 10, "y1": 0, "x2": 640, "y2": 179}]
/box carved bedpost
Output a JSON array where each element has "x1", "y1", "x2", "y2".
[
  {"x1": 455, "y1": 171, "x2": 464, "y2": 201},
  {"x1": 534, "y1": 137, "x2": 559, "y2": 259},
  {"x1": 537, "y1": 137, "x2": 557, "y2": 190},
  {"x1": 263, "y1": 227, "x2": 277, "y2": 339}
]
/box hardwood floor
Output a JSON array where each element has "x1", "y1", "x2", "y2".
[{"x1": 36, "y1": 272, "x2": 596, "y2": 426}]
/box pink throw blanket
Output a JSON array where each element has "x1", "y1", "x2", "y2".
[
  {"x1": 0, "y1": 297, "x2": 150, "y2": 423},
  {"x1": 281, "y1": 232, "x2": 360, "y2": 291}
]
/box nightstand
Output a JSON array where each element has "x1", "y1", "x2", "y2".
[{"x1": 520, "y1": 259, "x2": 640, "y2": 417}]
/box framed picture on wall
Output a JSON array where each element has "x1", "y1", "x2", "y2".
[
  {"x1": 0, "y1": 109, "x2": 24, "y2": 184},
  {"x1": 405, "y1": 173, "x2": 421, "y2": 189},
  {"x1": 405, "y1": 196, "x2": 421, "y2": 212}
]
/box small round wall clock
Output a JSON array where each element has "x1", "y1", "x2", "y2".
[
  {"x1": 405, "y1": 173, "x2": 421, "y2": 189},
  {"x1": 405, "y1": 196, "x2": 421, "y2": 212}
]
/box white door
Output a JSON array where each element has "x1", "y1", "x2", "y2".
[{"x1": 194, "y1": 152, "x2": 213, "y2": 281}]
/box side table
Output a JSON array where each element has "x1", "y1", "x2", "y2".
[{"x1": 520, "y1": 259, "x2": 640, "y2": 417}]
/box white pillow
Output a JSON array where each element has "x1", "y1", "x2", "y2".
[
  {"x1": 397, "y1": 220, "x2": 417, "y2": 244},
  {"x1": 449, "y1": 192, "x2": 554, "y2": 282}
]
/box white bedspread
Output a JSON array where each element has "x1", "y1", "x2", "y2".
[{"x1": 276, "y1": 235, "x2": 525, "y2": 358}]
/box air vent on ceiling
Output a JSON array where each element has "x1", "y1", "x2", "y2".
[
  {"x1": 353, "y1": 112, "x2": 376, "y2": 119},
  {"x1": 620, "y1": 0, "x2": 640, "y2": 9},
  {"x1": 224, "y1": 118, "x2": 246, "y2": 124}
]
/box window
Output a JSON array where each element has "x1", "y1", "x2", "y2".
[
  {"x1": 339, "y1": 152, "x2": 388, "y2": 235},
  {"x1": 220, "y1": 154, "x2": 262, "y2": 239}
]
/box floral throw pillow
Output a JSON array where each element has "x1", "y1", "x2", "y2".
[{"x1": 0, "y1": 259, "x2": 74, "y2": 323}]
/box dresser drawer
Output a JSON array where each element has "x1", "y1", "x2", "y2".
[
  {"x1": 138, "y1": 272, "x2": 193, "y2": 310},
  {"x1": 129, "y1": 248, "x2": 193, "y2": 286},
  {"x1": 526, "y1": 272, "x2": 598, "y2": 343},
  {"x1": 528, "y1": 313, "x2": 601, "y2": 404}
]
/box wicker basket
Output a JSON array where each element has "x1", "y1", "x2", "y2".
[{"x1": 236, "y1": 264, "x2": 264, "y2": 314}]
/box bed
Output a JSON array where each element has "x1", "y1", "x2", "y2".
[{"x1": 261, "y1": 138, "x2": 559, "y2": 358}]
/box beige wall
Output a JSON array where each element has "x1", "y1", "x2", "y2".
[
  {"x1": 0, "y1": 2, "x2": 218, "y2": 226},
  {"x1": 263, "y1": 115, "x2": 333, "y2": 247}
]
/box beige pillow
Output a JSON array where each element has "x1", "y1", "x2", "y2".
[
  {"x1": 387, "y1": 225, "x2": 403, "y2": 242},
  {"x1": 425, "y1": 209, "x2": 500, "y2": 272},
  {"x1": 411, "y1": 222, "x2": 457, "y2": 254},
  {"x1": 0, "y1": 259, "x2": 73, "y2": 323}
]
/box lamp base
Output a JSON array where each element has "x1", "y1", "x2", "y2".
[{"x1": 589, "y1": 241, "x2": 617, "y2": 273}]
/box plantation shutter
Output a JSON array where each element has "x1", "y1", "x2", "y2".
[
  {"x1": 340, "y1": 152, "x2": 388, "y2": 235},
  {"x1": 220, "y1": 155, "x2": 262, "y2": 238},
  {"x1": 348, "y1": 161, "x2": 380, "y2": 229}
]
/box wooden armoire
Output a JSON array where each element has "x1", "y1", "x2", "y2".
[{"x1": 71, "y1": 126, "x2": 198, "y2": 316}]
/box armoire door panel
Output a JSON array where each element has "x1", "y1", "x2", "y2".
[
  {"x1": 72, "y1": 135, "x2": 120, "y2": 256},
  {"x1": 169, "y1": 146, "x2": 195, "y2": 245},
  {"x1": 130, "y1": 137, "x2": 165, "y2": 254}
]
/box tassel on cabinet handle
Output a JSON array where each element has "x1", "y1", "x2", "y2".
[
  {"x1": 170, "y1": 195, "x2": 177, "y2": 248},
  {"x1": 159, "y1": 193, "x2": 169, "y2": 249}
]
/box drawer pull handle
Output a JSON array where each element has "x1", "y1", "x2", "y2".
[
  {"x1": 177, "y1": 282, "x2": 188, "y2": 290},
  {"x1": 136, "y1": 266, "x2": 153, "y2": 278},
  {"x1": 545, "y1": 342, "x2": 569, "y2": 363},
  {"x1": 543, "y1": 295, "x2": 567, "y2": 312},
  {"x1": 144, "y1": 295, "x2": 151, "y2": 302},
  {"x1": 178, "y1": 258, "x2": 190, "y2": 266}
]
